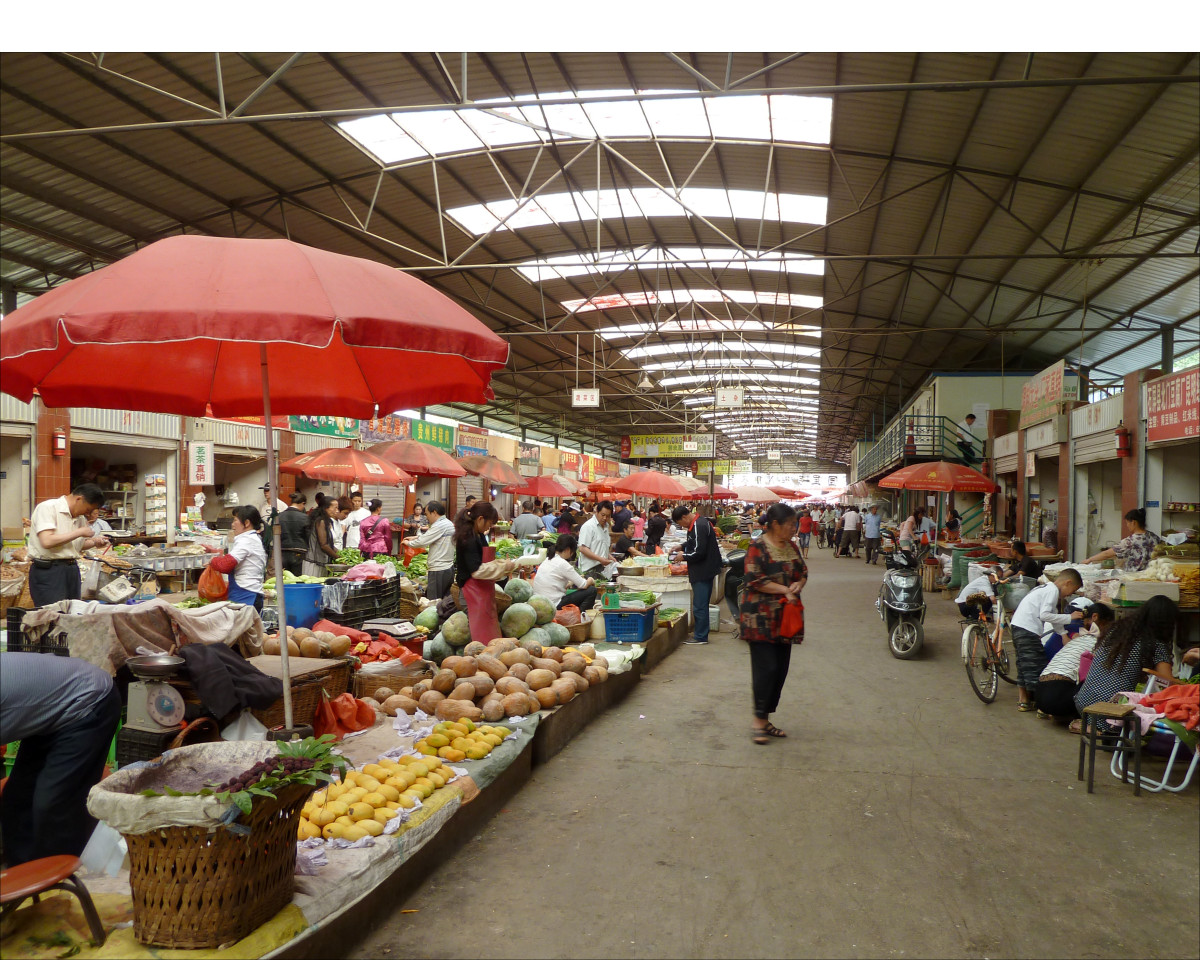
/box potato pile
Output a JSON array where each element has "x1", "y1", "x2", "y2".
[
  {"x1": 297, "y1": 756, "x2": 454, "y2": 841},
  {"x1": 377, "y1": 638, "x2": 609, "y2": 721},
  {"x1": 415, "y1": 720, "x2": 511, "y2": 762},
  {"x1": 264, "y1": 626, "x2": 353, "y2": 659}
]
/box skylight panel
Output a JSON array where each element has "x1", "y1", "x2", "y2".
[
  {"x1": 640, "y1": 358, "x2": 820, "y2": 371},
  {"x1": 659, "y1": 373, "x2": 820, "y2": 388},
  {"x1": 705, "y1": 95, "x2": 772, "y2": 141},
  {"x1": 584, "y1": 96, "x2": 652, "y2": 138},
  {"x1": 641, "y1": 94, "x2": 712, "y2": 138},
  {"x1": 623, "y1": 341, "x2": 821, "y2": 360},
  {"x1": 461, "y1": 107, "x2": 547, "y2": 147},
  {"x1": 561, "y1": 289, "x2": 823, "y2": 313},
  {"x1": 337, "y1": 115, "x2": 427, "y2": 163},
  {"x1": 528, "y1": 101, "x2": 595, "y2": 140},
  {"x1": 395, "y1": 110, "x2": 483, "y2": 154},
  {"x1": 514, "y1": 248, "x2": 824, "y2": 282},
  {"x1": 769, "y1": 95, "x2": 833, "y2": 144}
]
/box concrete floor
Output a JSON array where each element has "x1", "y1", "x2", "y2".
[{"x1": 351, "y1": 547, "x2": 1200, "y2": 960}]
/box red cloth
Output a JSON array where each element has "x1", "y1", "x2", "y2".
[
  {"x1": 1142, "y1": 684, "x2": 1199, "y2": 731},
  {"x1": 209, "y1": 553, "x2": 238, "y2": 574}
]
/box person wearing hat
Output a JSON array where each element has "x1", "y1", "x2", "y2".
[
  {"x1": 259, "y1": 481, "x2": 288, "y2": 518},
  {"x1": 612, "y1": 500, "x2": 633, "y2": 531},
  {"x1": 556, "y1": 501, "x2": 582, "y2": 535}
]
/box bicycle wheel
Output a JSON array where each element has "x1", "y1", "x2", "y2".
[
  {"x1": 965, "y1": 624, "x2": 998, "y2": 703},
  {"x1": 996, "y1": 625, "x2": 1018, "y2": 685}
]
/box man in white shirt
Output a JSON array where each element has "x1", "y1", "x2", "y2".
[
  {"x1": 342, "y1": 492, "x2": 371, "y2": 551},
  {"x1": 1009, "y1": 568, "x2": 1084, "y2": 711},
  {"x1": 258, "y1": 482, "x2": 289, "y2": 518},
  {"x1": 577, "y1": 501, "x2": 615, "y2": 578},
  {"x1": 957, "y1": 413, "x2": 981, "y2": 466},
  {"x1": 531, "y1": 533, "x2": 596, "y2": 610},
  {"x1": 402, "y1": 501, "x2": 456, "y2": 600},
  {"x1": 27, "y1": 484, "x2": 109, "y2": 606},
  {"x1": 839, "y1": 506, "x2": 862, "y2": 559}
]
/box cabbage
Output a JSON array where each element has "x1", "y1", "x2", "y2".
[{"x1": 500, "y1": 602, "x2": 537, "y2": 638}]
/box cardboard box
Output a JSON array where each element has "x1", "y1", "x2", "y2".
[{"x1": 1118, "y1": 581, "x2": 1180, "y2": 603}]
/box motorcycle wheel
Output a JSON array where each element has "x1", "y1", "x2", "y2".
[{"x1": 888, "y1": 618, "x2": 923, "y2": 659}]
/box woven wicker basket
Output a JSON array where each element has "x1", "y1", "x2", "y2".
[
  {"x1": 249, "y1": 661, "x2": 351, "y2": 729},
  {"x1": 125, "y1": 780, "x2": 313, "y2": 947},
  {"x1": 354, "y1": 667, "x2": 433, "y2": 699},
  {"x1": 566, "y1": 621, "x2": 591, "y2": 645}
]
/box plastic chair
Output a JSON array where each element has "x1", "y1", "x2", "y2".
[
  {"x1": 0, "y1": 855, "x2": 107, "y2": 945},
  {"x1": 1108, "y1": 675, "x2": 1200, "y2": 793}
]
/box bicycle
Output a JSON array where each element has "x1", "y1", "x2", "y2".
[{"x1": 961, "y1": 577, "x2": 1034, "y2": 703}]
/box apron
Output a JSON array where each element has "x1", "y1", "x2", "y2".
[
  {"x1": 227, "y1": 570, "x2": 264, "y2": 612},
  {"x1": 462, "y1": 545, "x2": 501, "y2": 644}
]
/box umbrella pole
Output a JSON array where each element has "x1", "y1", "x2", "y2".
[{"x1": 261, "y1": 345, "x2": 295, "y2": 735}]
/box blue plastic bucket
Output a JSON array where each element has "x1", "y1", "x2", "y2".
[{"x1": 281, "y1": 583, "x2": 324, "y2": 629}]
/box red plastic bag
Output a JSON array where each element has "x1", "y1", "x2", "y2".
[
  {"x1": 312, "y1": 692, "x2": 376, "y2": 741},
  {"x1": 198, "y1": 562, "x2": 228, "y2": 601},
  {"x1": 554, "y1": 605, "x2": 582, "y2": 627},
  {"x1": 779, "y1": 598, "x2": 804, "y2": 639},
  {"x1": 311, "y1": 620, "x2": 370, "y2": 646},
  {"x1": 402, "y1": 544, "x2": 427, "y2": 565}
]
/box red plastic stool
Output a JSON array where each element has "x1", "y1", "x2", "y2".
[{"x1": 0, "y1": 855, "x2": 107, "y2": 945}]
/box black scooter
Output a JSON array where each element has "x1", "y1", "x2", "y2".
[{"x1": 876, "y1": 540, "x2": 928, "y2": 659}]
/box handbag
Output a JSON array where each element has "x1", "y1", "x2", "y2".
[{"x1": 779, "y1": 597, "x2": 804, "y2": 638}]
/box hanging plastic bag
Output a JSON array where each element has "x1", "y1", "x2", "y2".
[
  {"x1": 779, "y1": 598, "x2": 804, "y2": 639},
  {"x1": 554, "y1": 604, "x2": 582, "y2": 627},
  {"x1": 313, "y1": 691, "x2": 376, "y2": 741},
  {"x1": 198, "y1": 561, "x2": 228, "y2": 601}
]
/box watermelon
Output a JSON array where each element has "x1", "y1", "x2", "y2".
[
  {"x1": 413, "y1": 606, "x2": 440, "y2": 631},
  {"x1": 543, "y1": 621, "x2": 570, "y2": 647},
  {"x1": 528, "y1": 595, "x2": 555, "y2": 626},
  {"x1": 424, "y1": 632, "x2": 452, "y2": 666},
  {"x1": 520, "y1": 627, "x2": 551, "y2": 649},
  {"x1": 504, "y1": 578, "x2": 534, "y2": 603},
  {"x1": 442, "y1": 611, "x2": 471, "y2": 647},
  {"x1": 500, "y1": 602, "x2": 537, "y2": 638}
]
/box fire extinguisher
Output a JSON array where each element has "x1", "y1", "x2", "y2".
[{"x1": 1114, "y1": 422, "x2": 1132, "y2": 458}]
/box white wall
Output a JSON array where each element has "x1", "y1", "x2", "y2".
[
  {"x1": 0, "y1": 435, "x2": 32, "y2": 532},
  {"x1": 1148, "y1": 442, "x2": 1200, "y2": 536},
  {"x1": 71, "y1": 441, "x2": 177, "y2": 537}
]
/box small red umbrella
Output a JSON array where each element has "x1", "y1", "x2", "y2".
[
  {"x1": 280, "y1": 448, "x2": 413, "y2": 487},
  {"x1": 457, "y1": 454, "x2": 523, "y2": 487},
  {"x1": 366, "y1": 440, "x2": 466, "y2": 479},
  {"x1": 502, "y1": 475, "x2": 575, "y2": 498},
  {"x1": 613, "y1": 470, "x2": 691, "y2": 499},
  {"x1": 878, "y1": 460, "x2": 997, "y2": 493}
]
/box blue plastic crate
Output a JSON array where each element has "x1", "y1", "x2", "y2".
[{"x1": 603, "y1": 607, "x2": 656, "y2": 643}]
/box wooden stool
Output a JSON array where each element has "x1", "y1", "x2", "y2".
[
  {"x1": 0, "y1": 855, "x2": 107, "y2": 945},
  {"x1": 1077, "y1": 702, "x2": 1142, "y2": 796}
]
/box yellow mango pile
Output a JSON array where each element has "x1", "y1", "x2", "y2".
[
  {"x1": 415, "y1": 719, "x2": 510, "y2": 763},
  {"x1": 297, "y1": 757, "x2": 454, "y2": 842}
]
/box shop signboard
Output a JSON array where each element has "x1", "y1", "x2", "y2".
[
  {"x1": 716, "y1": 387, "x2": 744, "y2": 407},
  {"x1": 204, "y1": 405, "x2": 288, "y2": 429},
  {"x1": 1025, "y1": 452, "x2": 1036, "y2": 478},
  {"x1": 289, "y1": 415, "x2": 360, "y2": 439},
  {"x1": 360, "y1": 414, "x2": 412, "y2": 444},
  {"x1": 412, "y1": 419, "x2": 455, "y2": 452},
  {"x1": 704, "y1": 459, "x2": 752, "y2": 476},
  {"x1": 621, "y1": 434, "x2": 715, "y2": 458},
  {"x1": 1019, "y1": 360, "x2": 1080, "y2": 429},
  {"x1": 188, "y1": 441, "x2": 214, "y2": 486},
  {"x1": 560, "y1": 451, "x2": 580, "y2": 473},
  {"x1": 1145, "y1": 366, "x2": 1199, "y2": 443},
  {"x1": 571, "y1": 388, "x2": 601, "y2": 408},
  {"x1": 518, "y1": 442, "x2": 541, "y2": 468},
  {"x1": 455, "y1": 425, "x2": 490, "y2": 459},
  {"x1": 578, "y1": 455, "x2": 595, "y2": 482}
]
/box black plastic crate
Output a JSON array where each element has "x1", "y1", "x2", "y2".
[
  {"x1": 115, "y1": 726, "x2": 178, "y2": 768},
  {"x1": 4, "y1": 607, "x2": 69, "y2": 656},
  {"x1": 321, "y1": 579, "x2": 400, "y2": 630}
]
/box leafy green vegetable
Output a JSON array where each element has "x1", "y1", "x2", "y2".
[{"x1": 335, "y1": 548, "x2": 365, "y2": 565}]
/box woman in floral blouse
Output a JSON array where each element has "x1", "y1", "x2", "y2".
[
  {"x1": 1083, "y1": 507, "x2": 1162, "y2": 572},
  {"x1": 740, "y1": 502, "x2": 808, "y2": 745}
]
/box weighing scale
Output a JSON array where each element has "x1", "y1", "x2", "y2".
[{"x1": 124, "y1": 654, "x2": 187, "y2": 732}]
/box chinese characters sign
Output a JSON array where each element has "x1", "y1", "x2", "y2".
[
  {"x1": 289, "y1": 415, "x2": 360, "y2": 439},
  {"x1": 1146, "y1": 366, "x2": 1199, "y2": 443},
  {"x1": 188, "y1": 441, "x2": 214, "y2": 486},
  {"x1": 571, "y1": 388, "x2": 601, "y2": 408},
  {"x1": 359, "y1": 415, "x2": 455, "y2": 452},
  {"x1": 621, "y1": 434, "x2": 716, "y2": 458},
  {"x1": 518, "y1": 443, "x2": 541, "y2": 468},
  {"x1": 1020, "y1": 360, "x2": 1080, "y2": 428}
]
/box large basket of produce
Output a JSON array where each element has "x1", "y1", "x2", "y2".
[
  {"x1": 88, "y1": 738, "x2": 343, "y2": 948},
  {"x1": 246, "y1": 655, "x2": 352, "y2": 729}
]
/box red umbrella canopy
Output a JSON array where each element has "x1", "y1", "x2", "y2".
[
  {"x1": 0, "y1": 235, "x2": 509, "y2": 416},
  {"x1": 503, "y1": 475, "x2": 576, "y2": 498},
  {"x1": 279, "y1": 448, "x2": 413, "y2": 487},
  {"x1": 612, "y1": 470, "x2": 691, "y2": 499},
  {"x1": 732, "y1": 485, "x2": 782, "y2": 504},
  {"x1": 456, "y1": 454, "x2": 523, "y2": 487},
  {"x1": 682, "y1": 484, "x2": 737, "y2": 500},
  {"x1": 878, "y1": 460, "x2": 998, "y2": 493},
  {"x1": 587, "y1": 476, "x2": 623, "y2": 493},
  {"x1": 767, "y1": 484, "x2": 800, "y2": 497},
  {"x1": 366, "y1": 440, "x2": 466, "y2": 479}
]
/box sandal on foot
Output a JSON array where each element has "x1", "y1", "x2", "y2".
[
  {"x1": 763, "y1": 722, "x2": 787, "y2": 738},
  {"x1": 1017, "y1": 701, "x2": 1036, "y2": 712},
  {"x1": 752, "y1": 727, "x2": 770, "y2": 745},
  {"x1": 1068, "y1": 719, "x2": 1083, "y2": 734}
]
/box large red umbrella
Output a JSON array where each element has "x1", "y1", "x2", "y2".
[
  {"x1": 502, "y1": 475, "x2": 575, "y2": 498},
  {"x1": 768, "y1": 484, "x2": 801, "y2": 498},
  {"x1": 279, "y1": 448, "x2": 413, "y2": 487},
  {"x1": 732, "y1": 485, "x2": 781, "y2": 503},
  {"x1": 0, "y1": 235, "x2": 508, "y2": 733},
  {"x1": 878, "y1": 461, "x2": 998, "y2": 493},
  {"x1": 587, "y1": 476, "x2": 623, "y2": 493},
  {"x1": 683, "y1": 484, "x2": 737, "y2": 500},
  {"x1": 613, "y1": 470, "x2": 691, "y2": 499},
  {"x1": 366, "y1": 440, "x2": 466, "y2": 479},
  {"x1": 457, "y1": 454, "x2": 523, "y2": 487}
]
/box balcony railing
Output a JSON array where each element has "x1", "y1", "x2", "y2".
[{"x1": 854, "y1": 416, "x2": 967, "y2": 481}]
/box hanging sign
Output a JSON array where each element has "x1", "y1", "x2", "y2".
[
  {"x1": 1025, "y1": 452, "x2": 1037, "y2": 478},
  {"x1": 518, "y1": 442, "x2": 541, "y2": 468},
  {"x1": 1145, "y1": 365, "x2": 1199, "y2": 443},
  {"x1": 716, "y1": 387, "x2": 745, "y2": 407},
  {"x1": 767, "y1": 449, "x2": 781, "y2": 461},
  {"x1": 683, "y1": 441, "x2": 698, "y2": 452},
  {"x1": 572, "y1": 388, "x2": 601, "y2": 408},
  {"x1": 622, "y1": 434, "x2": 715, "y2": 458},
  {"x1": 188, "y1": 441, "x2": 214, "y2": 486},
  {"x1": 289, "y1": 415, "x2": 360, "y2": 439},
  {"x1": 1020, "y1": 360, "x2": 1080, "y2": 428}
]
